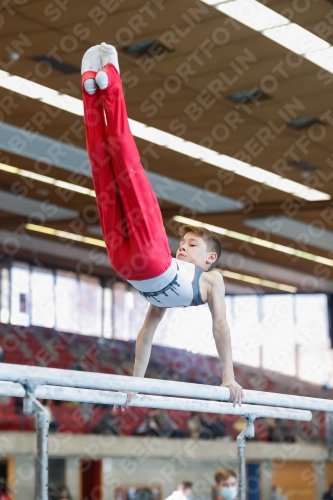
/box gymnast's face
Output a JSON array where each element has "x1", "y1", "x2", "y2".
[{"x1": 176, "y1": 231, "x2": 217, "y2": 270}]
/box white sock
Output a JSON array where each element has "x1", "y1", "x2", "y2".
[
  {"x1": 83, "y1": 78, "x2": 97, "y2": 94},
  {"x1": 96, "y1": 71, "x2": 108, "y2": 90},
  {"x1": 81, "y1": 46, "x2": 102, "y2": 93},
  {"x1": 81, "y1": 45, "x2": 102, "y2": 74},
  {"x1": 100, "y1": 42, "x2": 120, "y2": 74}
]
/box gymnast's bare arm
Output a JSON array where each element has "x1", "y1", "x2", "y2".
[
  {"x1": 118, "y1": 304, "x2": 167, "y2": 409},
  {"x1": 204, "y1": 270, "x2": 244, "y2": 407},
  {"x1": 133, "y1": 304, "x2": 167, "y2": 378}
]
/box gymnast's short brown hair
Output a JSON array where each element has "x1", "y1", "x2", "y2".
[{"x1": 179, "y1": 224, "x2": 222, "y2": 270}]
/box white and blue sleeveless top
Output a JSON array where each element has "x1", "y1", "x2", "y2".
[{"x1": 127, "y1": 258, "x2": 206, "y2": 308}]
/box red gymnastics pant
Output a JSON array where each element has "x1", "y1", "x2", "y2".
[{"x1": 82, "y1": 64, "x2": 172, "y2": 280}]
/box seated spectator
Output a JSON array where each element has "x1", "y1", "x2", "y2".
[
  {"x1": 165, "y1": 481, "x2": 193, "y2": 500},
  {"x1": 92, "y1": 408, "x2": 120, "y2": 435},
  {"x1": 133, "y1": 410, "x2": 161, "y2": 437},
  {"x1": 232, "y1": 417, "x2": 247, "y2": 434},
  {"x1": 198, "y1": 413, "x2": 216, "y2": 439},
  {"x1": 281, "y1": 419, "x2": 297, "y2": 443},
  {"x1": 155, "y1": 410, "x2": 187, "y2": 438},
  {"x1": 187, "y1": 412, "x2": 214, "y2": 439},
  {"x1": 208, "y1": 414, "x2": 227, "y2": 440},
  {"x1": 266, "y1": 418, "x2": 283, "y2": 443},
  {"x1": 187, "y1": 412, "x2": 202, "y2": 439}
]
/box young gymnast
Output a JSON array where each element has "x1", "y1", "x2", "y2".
[{"x1": 81, "y1": 43, "x2": 244, "y2": 408}]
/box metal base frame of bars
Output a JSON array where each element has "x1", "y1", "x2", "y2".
[{"x1": 0, "y1": 364, "x2": 329, "y2": 500}]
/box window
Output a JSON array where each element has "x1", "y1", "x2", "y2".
[
  {"x1": 295, "y1": 294, "x2": 330, "y2": 384},
  {"x1": 262, "y1": 295, "x2": 296, "y2": 375},
  {"x1": 295, "y1": 294, "x2": 329, "y2": 349},
  {"x1": 155, "y1": 304, "x2": 215, "y2": 356},
  {"x1": 232, "y1": 296, "x2": 259, "y2": 367},
  {"x1": 31, "y1": 268, "x2": 55, "y2": 328},
  {"x1": 79, "y1": 275, "x2": 102, "y2": 337},
  {"x1": 113, "y1": 282, "x2": 130, "y2": 340},
  {"x1": 129, "y1": 288, "x2": 148, "y2": 341},
  {"x1": 103, "y1": 287, "x2": 113, "y2": 339},
  {"x1": 10, "y1": 264, "x2": 30, "y2": 326},
  {"x1": 55, "y1": 271, "x2": 80, "y2": 333},
  {"x1": 0, "y1": 268, "x2": 10, "y2": 324}
]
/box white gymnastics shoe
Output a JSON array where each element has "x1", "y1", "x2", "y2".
[
  {"x1": 100, "y1": 42, "x2": 120, "y2": 73},
  {"x1": 81, "y1": 45, "x2": 102, "y2": 94},
  {"x1": 95, "y1": 42, "x2": 120, "y2": 90}
]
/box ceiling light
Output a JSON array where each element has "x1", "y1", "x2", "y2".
[
  {"x1": 203, "y1": 0, "x2": 333, "y2": 72},
  {"x1": 0, "y1": 162, "x2": 95, "y2": 197},
  {"x1": 25, "y1": 224, "x2": 106, "y2": 247},
  {"x1": 262, "y1": 23, "x2": 330, "y2": 54},
  {"x1": 216, "y1": 0, "x2": 289, "y2": 31},
  {"x1": 39, "y1": 94, "x2": 83, "y2": 115},
  {"x1": 9, "y1": 52, "x2": 20, "y2": 62},
  {"x1": 204, "y1": 0, "x2": 230, "y2": 4},
  {"x1": 0, "y1": 160, "x2": 241, "y2": 212},
  {"x1": 0, "y1": 71, "x2": 330, "y2": 202},
  {"x1": 129, "y1": 121, "x2": 330, "y2": 201},
  {"x1": 304, "y1": 47, "x2": 333, "y2": 73},
  {"x1": 173, "y1": 215, "x2": 333, "y2": 267},
  {"x1": 0, "y1": 70, "x2": 83, "y2": 115},
  {"x1": 217, "y1": 269, "x2": 297, "y2": 292}
]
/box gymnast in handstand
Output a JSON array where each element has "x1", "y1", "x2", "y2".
[{"x1": 81, "y1": 43, "x2": 244, "y2": 408}]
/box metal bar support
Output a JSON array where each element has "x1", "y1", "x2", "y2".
[
  {"x1": 22, "y1": 381, "x2": 49, "y2": 500},
  {"x1": 0, "y1": 369, "x2": 315, "y2": 500},
  {"x1": 237, "y1": 414, "x2": 257, "y2": 500}
]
